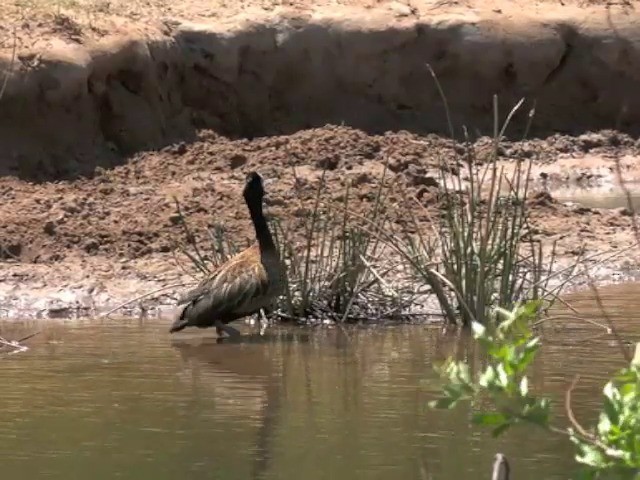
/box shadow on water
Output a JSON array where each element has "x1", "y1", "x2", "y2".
[
  {"x1": 171, "y1": 330, "x2": 316, "y2": 480},
  {"x1": 2, "y1": 283, "x2": 640, "y2": 479}
]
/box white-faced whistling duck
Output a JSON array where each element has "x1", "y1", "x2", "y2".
[{"x1": 169, "y1": 171, "x2": 284, "y2": 337}]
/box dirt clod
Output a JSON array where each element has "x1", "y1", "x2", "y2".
[
  {"x1": 229, "y1": 154, "x2": 248, "y2": 169},
  {"x1": 43, "y1": 221, "x2": 56, "y2": 235},
  {"x1": 84, "y1": 240, "x2": 100, "y2": 254}
]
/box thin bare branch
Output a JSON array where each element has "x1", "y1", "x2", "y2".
[
  {"x1": 565, "y1": 374, "x2": 596, "y2": 441},
  {"x1": 99, "y1": 282, "x2": 193, "y2": 318}
]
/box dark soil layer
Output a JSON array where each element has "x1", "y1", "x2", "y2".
[
  {"x1": 0, "y1": 126, "x2": 637, "y2": 263},
  {"x1": 1, "y1": 125, "x2": 639, "y2": 317}
]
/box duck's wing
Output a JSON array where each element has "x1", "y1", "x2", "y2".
[
  {"x1": 179, "y1": 253, "x2": 270, "y2": 318},
  {"x1": 177, "y1": 273, "x2": 219, "y2": 306},
  {"x1": 177, "y1": 247, "x2": 255, "y2": 306},
  {"x1": 208, "y1": 260, "x2": 271, "y2": 314}
]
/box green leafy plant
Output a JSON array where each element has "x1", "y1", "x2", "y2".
[
  {"x1": 570, "y1": 343, "x2": 640, "y2": 479},
  {"x1": 430, "y1": 299, "x2": 640, "y2": 479},
  {"x1": 429, "y1": 300, "x2": 550, "y2": 436}
]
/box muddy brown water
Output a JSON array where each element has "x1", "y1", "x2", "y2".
[
  {"x1": 2, "y1": 283, "x2": 640, "y2": 479},
  {"x1": 554, "y1": 185, "x2": 640, "y2": 210}
]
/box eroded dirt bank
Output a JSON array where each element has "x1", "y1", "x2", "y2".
[
  {"x1": 1, "y1": 1, "x2": 640, "y2": 179},
  {"x1": 2, "y1": 126, "x2": 640, "y2": 319}
]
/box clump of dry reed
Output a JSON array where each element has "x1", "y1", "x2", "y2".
[{"x1": 379, "y1": 98, "x2": 568, "y2": 326}]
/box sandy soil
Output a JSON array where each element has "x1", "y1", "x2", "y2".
[
  {"x1": 1, "y1": 0, "x2": 640, "y2": 319},
  {"x1": 0, "y1": 0, "x2": 635, "y2": 54}
]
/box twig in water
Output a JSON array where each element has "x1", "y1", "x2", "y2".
[
  {"x1": 17, "y1": 331, "x2": 40, "y2": 343},
  {"x1": 585, "y1": 270, "x2": 631, "y2": 363},
  {"x1": 0, "y1": 330, "x2": 39, "y2": 355},
  {"x1": 537, "y1": 315, "x2": 610, "y2": 332},
  {"x1": 99, "y1": 282, "x2": 193, "y2": 318},
  {"x1": 565, "y1": 374, "x2": 595, "y2": 441}
]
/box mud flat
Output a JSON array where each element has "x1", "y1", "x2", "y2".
[{"x1": 1, "y1": 0, "x2": 640, "y2": 319}]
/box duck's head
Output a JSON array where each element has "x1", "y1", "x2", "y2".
[{"x1": 243, "y1": 171, "x2": 265, "y2": 204}]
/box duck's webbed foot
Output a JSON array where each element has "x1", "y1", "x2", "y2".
[{"x1": 215, "y1": 320, "x2": 241, "y2": 338}]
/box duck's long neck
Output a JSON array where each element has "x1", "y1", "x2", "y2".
[{"x1": 247, "y1": 197, "x2": 275, "y2": 252}]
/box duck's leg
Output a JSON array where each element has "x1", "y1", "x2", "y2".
[
  {"x1": 224, "y1": 324, "x2": 241, "y2": 337},
  {"x1": 258, "y1": 309, "x2": 269, "y2": 336},
  {"x1": 215, "y1": 320, "x2": 241, "y2": 337}
]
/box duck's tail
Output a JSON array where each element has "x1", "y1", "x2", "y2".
[{"x1": 169, "y1": 309, "x2": 189, "y2": 333}]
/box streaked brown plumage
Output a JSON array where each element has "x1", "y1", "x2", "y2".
[{"x1": 169, "y1": 171, "x2": 284, "y2": 337}]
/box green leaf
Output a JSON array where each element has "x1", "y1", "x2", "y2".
[
  {"x1": 525, "y1": 336, "x2": 541, "y2": 351},
  {"x1": 619, "y1": 382, "x2": 636, "y2": 400},
  {"x1": 603, "y1": 381, "x2": 620, "y2": 403},
  {"x1": 519, "y1": 299, "x2": 543, "y2": 320},
  {"x1": 471, "y1": 321, "x2": 486, "y2": 339},
  {"x1": 443, "y1": 384, "x2": 465, "y2": 400},
  {"x1": 520, "y1": 376, "x2": 529, "y2": 396},
  {"x1": 487, "y1": 344, "x2": 509, "y2": 361},
  {"x1": 497, "y1": 363, "x2": 509, "y2": 388},
  {"x1": 614, "y1": 369, "x2": 637, "y2": 384},
  {"x1": 572, "y1": 467, "x2": 599, "y2": 480},
  {"x1": 428, "y1": 397, "x2": 458, "y2": 410},
  {"x1": 597, "y1": 411, "x2": 612, "y2": 436},
  {"x1": 602, "y1": 395, "x2": 620, "y2": 427},
  {"x1": 479, "y1": 367, "x2": 497, "y2": 388},
  {"x1": 472, "y1": 412, "x2": 508, "y2": 426},
  {"x1": 517, "y1": 348, "x2": 538, "y2": 374},
  {"x1": 491, "y1": 422, "x2": 512, "y2": 438},
  {"x1": 522, "y1": 400, "x2": 550, "y2": 428},
  {"x1": 493, "y1": 306, "x2": 513, "y2": 321},
  {"x1": 457, "y1": 363, "x2": 472, "y2": 385},
  {"x1": 576, "y1": 444, "x2": 608, "y2": 468},
  {"x1": 632, "y1": 343, "x2": 640, "y2": 367}
]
